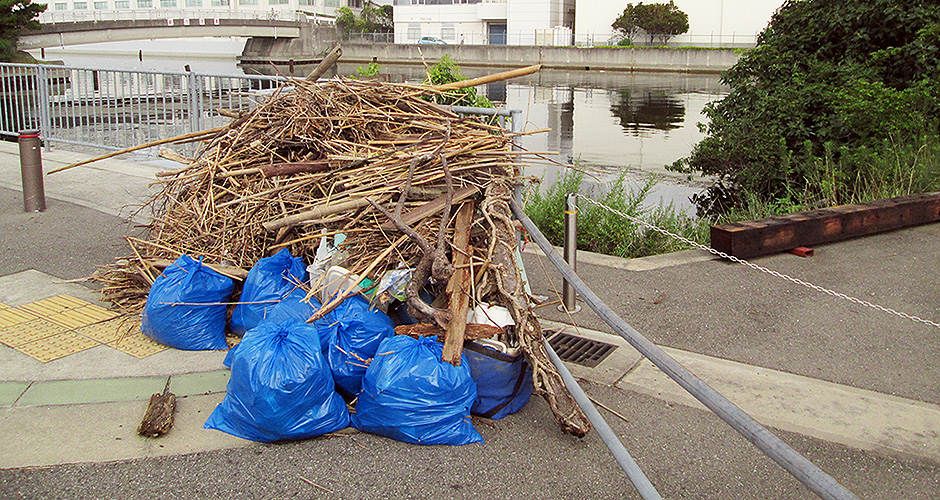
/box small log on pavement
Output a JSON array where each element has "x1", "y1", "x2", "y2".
[
  {"x1": 395, "y1": 322, "x2": 503, "y2": 342},
  {"x1": 138, "y1": 379, "x2": 176, "y2": 438},
  {"x1": 442, "y1": 201, "x2": 474, "y2": 365}
]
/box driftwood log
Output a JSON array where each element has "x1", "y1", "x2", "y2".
[{"x1": 479, "y1": 181, "x2": 592, "y2": 437}]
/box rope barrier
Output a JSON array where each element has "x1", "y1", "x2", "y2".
[{"x1": 579, "y1": 197, "x2": 940, "y2": 330}]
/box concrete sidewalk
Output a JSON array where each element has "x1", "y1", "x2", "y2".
[{"x1": 1, "y1": 141, "x2": 939, "y2": 499}]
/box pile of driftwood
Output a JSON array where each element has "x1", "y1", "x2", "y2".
[{"x1": 85, "y1": 70, "x2": 590, "y2": 436}]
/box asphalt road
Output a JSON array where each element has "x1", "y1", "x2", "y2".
[
  {"x1": 2, "y1": 384, "x2": 939, "y2": 499},
  {"x1": 3, "y1": 169, "x2": 940, "y2": 499}
]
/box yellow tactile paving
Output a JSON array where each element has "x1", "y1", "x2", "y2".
[
  {"x1": 0, "y1": 307, "x2": 39, "y2": 329},
  {"x1": 74, "y1": 317, "x2": 129, "y2": 344},
  {"x1": 45, "y1": 304, "x2": 121, "y2": 330},
  {"x1": 17, "y1": 295, "x2": 92, "y2": 316},
  {"x1": 0, "y1": 318, "x2": 69, "y2": 347},
  {"x1": 109, "y1": 331, "x2": 168, "y2": 358},
  {"x1": 0, "y1": 303, "x2": 9, "y2": 310},
  {"x1": 14, "y1": 331, "x2": 100, "y2": 362}
]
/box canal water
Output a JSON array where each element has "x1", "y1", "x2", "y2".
[{"x1": 32, "y1": 39, "x2": 727, "y2": 211}]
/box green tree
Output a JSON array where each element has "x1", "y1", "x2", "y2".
[
  {"x1": 672, "y1": 0, "x2": 940, "y2": 215},
  {"x1": 337, "y1": 2, "x2": 392, "y2": 37},
  {"x1": 611, "y1": 4, "x2": 640, "y2": 43},
  {"x1": 358, "y1": 1, "x2": 392, "y2": 33},
  {"x1": 612, "y1": 2, "x2": 688, "y2": 45},
  {"x1": 0, "y1": 0, "x2": 46, "y2": 62},
  {"x1": 335, "y1": 6, "x2": 357, "y2": 37}
]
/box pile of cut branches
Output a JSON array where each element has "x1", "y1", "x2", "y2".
[{"x1": 89, "y1": 75, "x2": 590, "y2": 436}]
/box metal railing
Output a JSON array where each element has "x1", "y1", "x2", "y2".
[{"x1": 0, "y1": 62, "x2": 286, "y2": 156}]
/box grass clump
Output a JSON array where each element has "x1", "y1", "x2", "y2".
[{"x1": 524, "y1": 169, "x2": 709, "y2": 259}]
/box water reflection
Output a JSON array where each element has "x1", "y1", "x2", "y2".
[
  {"x1": 610, "y1": 89, "x2": 686, "y2": 135},
  {"x1": 463, "y1": 72, "x2": 723, "y2": 211}
]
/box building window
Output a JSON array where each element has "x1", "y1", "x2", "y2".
[
  {"x1": 54, "y1": 2, "x2": 67, "y2": 8},
  {"x1": 407, "y1": 23, "x2": 420, "y2": 41},
  {"x1": 114, "y1": 0, "x2": 129, "y2": 6},
  {"x1": 441, "y1": 23, "x2": 455, "y2": 41},
  {"x1": 298, "y1": 0, "x2": 314, "y2": 5},
  {"x1": 185, "y1": 0, "x2": 202, "y2": 5},
  {"x1": 137, "y1": 0, "x2": 152, "y2": 6},
  {"x1": 93, "y1": 0, "x2": 108, "y2": 7},
  {"x1": 160, "y1": 0, "x2": 176, "y2": 6},
  {"x1": 211, "y1": 0, "x2": 229, "y2": 5},
  {"x1": 324, "y1": 0, "x2": 338, "y2": 6},
  {"x1": 73, "y1": 1, "x2": 87, "y2": 8},
  {"x1": 239, "y1": 0, "x2": 259, "y2": 5},
  {"x1": 270, "y1": 0, "x2": 288, "y2": 4},
  {"x1": 348, "y1": 0, "x2": 361, "y2": 7}
]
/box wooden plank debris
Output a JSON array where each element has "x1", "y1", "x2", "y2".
[
  {"x1": 711, "y1": 192, "x2": 940, "y2": 258},
  {"x1": 442, "y1": 201, "x2": 474, "y2": 366}
]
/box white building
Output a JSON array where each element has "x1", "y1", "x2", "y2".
[
  {"x1": 393, "y1": 0, "x2": 785, "y2": 46},
  {"x1": 392, "y1": 0, "x2": 575, "y2": 46},
  {"x1": 574, "y1": 0, "x2": 787, "y2": 47},
  {"x1": 38, "y1": 0, "x2": 364, "y2": 24}
]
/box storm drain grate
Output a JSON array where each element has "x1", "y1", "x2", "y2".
[{"x1": 547, "y1": 331, "x2": 617, "y2": 368}]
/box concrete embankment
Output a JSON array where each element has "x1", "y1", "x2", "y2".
[
  {"x1": 239, "y1": 26, "x2": 740, "y2": 75},
  {"x1": 334, "y1": 43, "x2": 739, "y2": 73}
]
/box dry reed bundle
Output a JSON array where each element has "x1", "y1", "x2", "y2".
[{"x1": 90, "y1": 75, "x2": 590, "y2": 437}]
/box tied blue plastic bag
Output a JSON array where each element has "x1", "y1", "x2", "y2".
[
  {"x1": 141, "y1": 254, "x2": 232, "y2": 351},
  {"x1": 205, "y1": 321, "x2": 349, "y2": 442},
  {"x1": 463, "y1": 342, "x2": 533, "y2": 419},
  {"x1": 322, "y1": 295, "x2": 395, "y2": 398},
  {"x1": 230, "y1": 248, "x2": 312, "y2": 336},
  {"x1": 352, "y1": 335, "x2": 482, "y2": 446}
]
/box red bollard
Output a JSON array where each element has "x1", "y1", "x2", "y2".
[{"x1": 18, "y1": 129, "x2": 46, "y2": 213}]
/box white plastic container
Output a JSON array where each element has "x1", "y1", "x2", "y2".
[{"x1": 467, "y1": 303, "x2": 515, "y2": 328}]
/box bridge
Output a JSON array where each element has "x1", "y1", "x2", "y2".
[{"x1": 20, "y1": 10, "x2": 304, "y2": 50}]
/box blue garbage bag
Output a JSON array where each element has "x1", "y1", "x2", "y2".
[
  {"x1": 141, "y1": 254, "x2": 232, "y2": 351},
  {"x1": 351, "y1": 335, "x2": 482, "y2": 446},
  {"x1": 230, "y1": 248, "x2": 311, "y2": 336},
  {"x1": 205, "y1": 321, "x2": 350, "y2": 442},
  {"x1": 463, "y1": 341, "x2": 533, "y2": 419},
  {"x1": 223, "y1": 301, "x2": 333, "y2": 370},
  {"x1": 322, "y1": 295, "x2": 395, "y2": 398}
]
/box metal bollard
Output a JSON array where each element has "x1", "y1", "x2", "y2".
[
  {"x1": 559, "y1": 192, "x2": 581, "y2": 313},
  {"x1": 18, "y1": 130, "x2": 46, "y2": 213}
]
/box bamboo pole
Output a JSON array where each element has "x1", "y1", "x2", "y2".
[
  {"x1": 306, "y1": 45, "x2": 343, "y2": 82},
  {"x1": 433, "y1": 64, "x2": 542, "y2": 91},
  {"x1": 47, "y1": 126, "x2": 228, "y2": 174}
]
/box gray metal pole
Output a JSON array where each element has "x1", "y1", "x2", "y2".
[
  {"x1": 510, "y1": 199, "x2": 859, "y2": 500},
  {"x1": 545, "y1": 341, "x2": 663, "y2": 500},
  {"x1": 18, "y1": 130, "x2": 46, "y2": 213},
  {"x1": 560, "y1": 192, "x2": 581, "y2": 313}
]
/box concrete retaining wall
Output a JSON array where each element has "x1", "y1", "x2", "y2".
[
  {"x1": 239, "y1": 26, "x2": 740, "y2": 74},
  {"x1": 339, "y1": 43, "x2": 739, "y2": 73}
]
